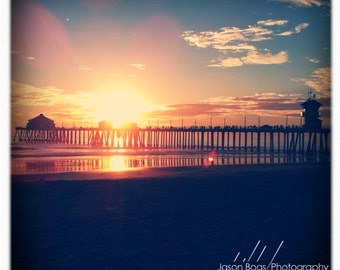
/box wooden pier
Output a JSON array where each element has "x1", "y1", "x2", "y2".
[{"x1": 13, "y1": 126, "x2": 330, "y2": 154}]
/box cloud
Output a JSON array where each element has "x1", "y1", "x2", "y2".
[
  {"x1": 93, "y1": 89, "x2": 330, "y2": 126},
  {"x1": 276, "y1": 31, "x2": 295, "y2": 37},
  {"x1": 182, "y1": 19, "x2": 308, "y2": 68},
  {"x1": 207, "y1": 57, "x2": 244, "y2": 68},
  {"x1": 306, "y1": 57, "x2": 320, "y2": 63},
  {"x1": 207, "y1": 50, "x2": 288, "y2": 68},
  {"x1": 257, "y1": 19, "x2": 288, "y2": 26},
  {"x1": 276, "y1": 22, "x2": 309, "y2": 36},
  {"x1": 241, "y1": 50, "x2": 288, "y2": 65},
  {"x1": 295, "y1": 23, "x2": 309, "y2": 33},
  {"x1": 304, "y1": 67, "x2": 331, "y2": 97},
  {"x1": 12, "y1": 81, "x2": 65, "y2": 107},
  {"x1": 12, "y1": 80, "x2": 329, "y2": 127},
  {"x1": 212, "y1": 43, "x2": 257, "y2": 52},
  {"x1": 292, "y1": 67, "x2": 330, "y2": 97},
  {"x1": 11, "y1": 81, "x2": 96, "y2": 126},
  {"x1": 182, "y1": 26, "x2": 273, "y2": 50},
  {"x1": 270, "y1": 0, "x2": 329, "y2": 7},
  {"x1": 145, "y1": 92, "x2": 306, "y2": 121},
  {"x1": 129, "y1": 63, "x2": 146, "y2": 70}
]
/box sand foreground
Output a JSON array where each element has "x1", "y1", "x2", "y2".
[{"x1": 12, "y1": 163, "x2": 330, "y2": 270}]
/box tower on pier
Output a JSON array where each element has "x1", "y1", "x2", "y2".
[{"x1": 300, "y1": 90, "x2": 322, "y2": 130}]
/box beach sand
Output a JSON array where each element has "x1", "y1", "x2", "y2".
[{"x1": 12, "y1": 163, "x2": 330, "y2": 270}]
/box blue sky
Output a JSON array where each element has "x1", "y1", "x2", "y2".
[{"x1": 11, "y1": 0, "x2": 331, "y2": 128}]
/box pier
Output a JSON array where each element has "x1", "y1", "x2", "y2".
[{"x1": 13, "y1": 126, "x2": 330, "y2": 154}]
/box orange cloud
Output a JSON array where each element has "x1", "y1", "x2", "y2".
[{"x1": 293, "y1": 67, "x2": 331, "y2": 97}]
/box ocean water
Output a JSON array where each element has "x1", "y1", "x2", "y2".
[{"x1": 11, "y1": 142, "x2": 329, "y2": 175}]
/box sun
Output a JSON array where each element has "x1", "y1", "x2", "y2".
[{"x1": 93, "y1": 90, "x2": 154, "y2": 128}]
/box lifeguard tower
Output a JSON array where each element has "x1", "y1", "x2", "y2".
[{"x1": 300, "y1": 90, "x2": 322, "y2": 130}]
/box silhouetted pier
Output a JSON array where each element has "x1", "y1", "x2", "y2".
[{"x1": 13, "y1": 126, "x2": 330, "y2": 154}]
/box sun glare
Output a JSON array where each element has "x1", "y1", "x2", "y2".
[
  {"x1": 93, "y1": 90, "x2": 154, "y2": 128},
  {"x1": 107, "y1": 156, "x2": 128, "y2": 172}
]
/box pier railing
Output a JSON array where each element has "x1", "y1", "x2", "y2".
[{"x1": 13, "y1": 126, "x2": 330, "y2": 154}]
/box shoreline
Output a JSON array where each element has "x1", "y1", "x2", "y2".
[{"x1": 11, "y1": 162, "x2": 330, "y2": 182}]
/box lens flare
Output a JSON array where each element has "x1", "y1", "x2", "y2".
[{"x1": 205, "y1": 149, "x2": 216, "y2": 168}]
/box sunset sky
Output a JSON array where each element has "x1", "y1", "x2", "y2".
[{"x1": 11, "y1": 0, "x2": 331, "y2": 129}]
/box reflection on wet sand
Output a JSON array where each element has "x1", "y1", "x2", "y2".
[{"x1": 12, "y1": 153, "x2": 327, "y2": 175}]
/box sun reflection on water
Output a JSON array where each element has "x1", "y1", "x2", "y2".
[
  {"x1": 106, "y1": 156, "x2": 130, "y2": 172},
  {"x1": 11, "y1": 143, "x2": 328, "y2": 175}
]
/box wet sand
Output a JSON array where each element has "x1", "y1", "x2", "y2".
[{"x1": 12, "y1": 163, "x2": 330, "y2": 270}]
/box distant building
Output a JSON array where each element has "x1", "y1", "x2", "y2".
[
  {"x1": 98, "y1": 120, "x2": 113, "y2": 129},
  {"x1": 121, "y1": 121, "x2": 137, "y2": 130},
  {"x1": 300, "y1": 91, "x2": 322, "y2": 130},
  {"x1": 26, "y1": 114, "x2": 56, "y2": 130}
]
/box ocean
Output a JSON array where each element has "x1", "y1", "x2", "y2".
[{"x1": 11, "y1": 142, "x2": 329, "y2": 175}]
